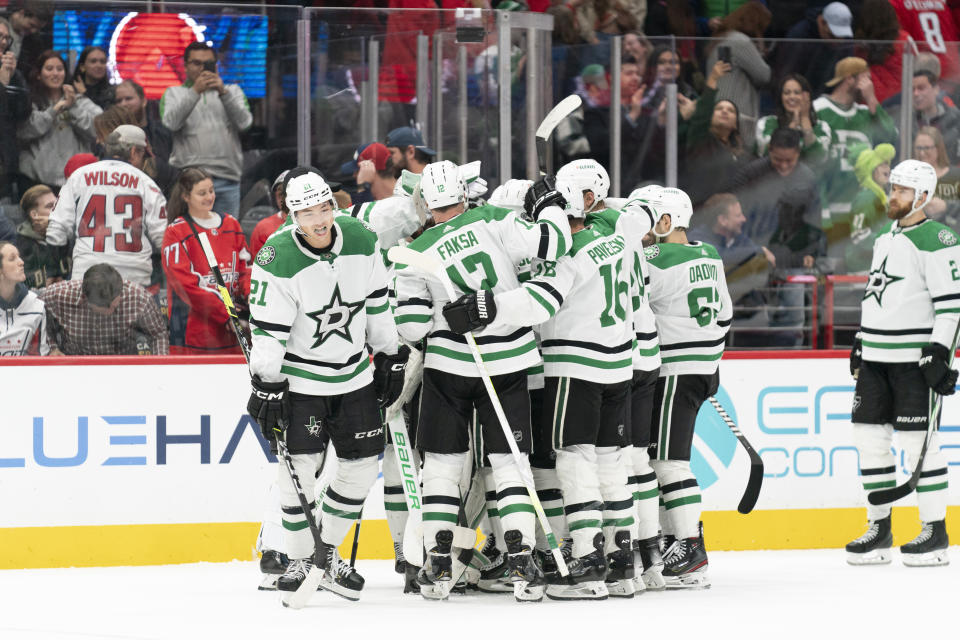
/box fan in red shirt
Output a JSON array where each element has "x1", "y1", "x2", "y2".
[
  {"x1": 891, "y1": 0, "x2": 960, "y2": 88},
  {"x1": 162, "y1": 167, "x2": 251, "y2": 354},
  {"x1": 249, "y1": 170, "x2": 289, "y2": 257}
]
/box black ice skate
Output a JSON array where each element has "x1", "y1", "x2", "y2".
[
  {"x1": 477, "y1": 533, "x2": 512, "y2": 593},
  {"x1": 901, "y1": 520, "x2": 950, "y2": 567},
  {"x1": 545, "y1": 533, "x2": 608, "y2": 600},
  {"x1": 504, "y1": 529, "x2": 546, "y2": 602},
  {"x1": 258, "y1": 549, "x2": 289, "y2": 591},
  {"x1": 418, "y1": 530, "x2": 454, "y2": 600},
  {"x1": 662, "y1": 535, "x2": 710, "y2": 589},
  {"x1": 393, "y1": 541, "x2": 406, "y2": 574},
  {"x1": 845, "y1": 515, "x2": 893, "y2": 566},
  {"x1": 635, "y1": 536, "x2": 665, "y2": 591},
  {"x1": 605, "y1": 531, "x2": 636, "y2": 598},
  {"x1": 392, "y1": 541, "x2": 420, "y2": 594},
  {"x1": 317, "y1": 540, "x2": 365, "y2": 601},
  {"x1": 276, "y1": 557, "x2": 313, "y2": 593}
]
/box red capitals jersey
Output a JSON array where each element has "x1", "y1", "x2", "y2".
[
  {"x1": 161, "y1": 214, "x2": 251, "y2": 352},
  {"x1": 250, "y1": 211, "x2": 286, "y2": 257},
  {"x1": 891, "y1": 0, "x2": 960, "y2": 84}
]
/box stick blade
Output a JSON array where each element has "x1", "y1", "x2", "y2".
[
  {"x1": 535, "y1": 94, "x2": 582, "y2": 140},
  {"x1": 280, "y1": 566, "x2": 324, "y2": 609},
  {"x1": 868, "y1": 482, "x2": 914, "y2": 506},
  {"x1": 737, "y1": 461, "x2": 764, "y2": 514},
  {"x1": 388, "y1": 245, "x2": 442, "y2": 274}
]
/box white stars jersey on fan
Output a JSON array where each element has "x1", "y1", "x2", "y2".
[
  {"x1": 47, "y1": 159, "x2": 167, "y2": 286},
  {"x1": 645, "y1": 241, "x2": 732, "y2": 377},
  {"x1": 248, "y1": 217, "x2": 398, "y2": 395},
  {"x1": 394, "y1": 203, "x2": 572, "y2": 377},
  {"x1": 860, "y1": 219, "x2": 960, "y2": 363},
  {"x1": 0, "y1": 284, "x2": 49, "y2": 356}
]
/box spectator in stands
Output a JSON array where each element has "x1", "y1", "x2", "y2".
[
  {"x1": 250, "y1": 170, "x2": 289, "y2": 258},
  {"x1": 688, "y1": 191, "x2": 774, "y2": 280},
  {"x1": 114, "y1": 80, "x2": 175, "y2": 194},
  {"x1": 854, "y1": 0, "x2": 909, "y2": 105},
  {"x1": 775, "y1": 2, "x2": 854, "y2": 96},
  {"x1": 909, "y1": 70, "x2": 960, "y2": 165},
  {"x1": 579, "y1": 63, "x2": 611, "y2": 108},
  {"x1": 40, "y1": 262, "x2": 169, "y2": 355},
  {"x1": 913, "y1": 126, "x2": 960, "y2": 232},
  {"x1": 340, "y1": 142, "x2": 374, "y2": 206},
  {"x1": 0, "y1": 17, "x2": 29, "y2": 202},
  {"x1": 814, "y1": 56, "x2": 898, "y2": 242},
  {"x1": 15, "y1": 183, "x2": 70, "y2": 289},
  {"x1": 755, "y1": 73, "x2": 832, "y2": 166},
  {"x1": 731, "y1": 127, "x2": 819, "y2": 247},
  {"x1": 0, "y1": 240, "x2": 51, "y2": 356},
  {"x1": 161, "y1": 42, "x2": 252, "y2": 218},
  {"x1": 704, "y1": 1, "x2": 772, "y2": 149},
  {"x1": 72, "y1": 46, "x2": 114, "y2": 111},
  {"x1": 3, "y1": 3, "x2": 51, "y2": 79},
  {"x1": 92, "y1": 104, "x2": 173, "y2": 195},
  {"x1": 623, "y1": 31, "x2": 651, "y2": 67},
  {"x1": 162, "y1": 167, "x2": 250, "y2": 354},
  {"x1": 63, "y1": 153, "x2": 97, "y2": 180},
  {"x1": 356, "y1": 143, "x2": 398, "y2": 202},
  {"x1": 641, "y1": 46, "x2": 697, "y2": 119},
  {"x1": 681, "y1": 60, "x2": 753, "y2": 207},
  {"x1": 385, "y1": 126, "x2": 436, "y2": 175},
  {"x1": 844, "y1": 142, "x2": 895, "y2": 273},
  {"x1": 92, "y1": 104, "x2": 137, "y2": 153},
  {"x1": 18, "y1": 50, "x2": 101, "y2": 190}
]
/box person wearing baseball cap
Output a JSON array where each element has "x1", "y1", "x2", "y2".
[
  {"x1": 385, "y1": 126, "x2": 435, "y2": 175},
  {"x1": 778, "y1": 4, "x2": 856, "y2": 95},
  {"x1": 356, "y1": 142, "x2": 396, "y2": 201},
  {"x1": 340, "y1": 142, "x2": 373, "y2": 178},
  {"x1": 821, "y1": 2, "x2": 853, "y2": 38},
  {"x1": 814, "y1": 56, "x2": 899, "y2": 240}
]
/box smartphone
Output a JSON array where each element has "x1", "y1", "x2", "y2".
[
  {"x1": 718, "y1": 46, "x2": 731, "y2": 64},
  {"x1": 202, "y1": 60, "x2": 217, "y2": 73}
]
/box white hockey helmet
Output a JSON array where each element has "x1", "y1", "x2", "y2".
[
  {"x1": 646, "y1": 186, "x2": 693, "y2": 237},
  {"x1": 890, "y1": 159, "x2": 938, "y2": 213},
  {"x1": 627, "y1": 184, "x2": 662, "y2": 203},
  {"x1": 419, "y1": 160, "x2": 467, "y2": 211},
  {"x1": 489, "y1": 179, "x2": 534, "y2": 212},
  {"x1": 557, "y1": 159, "x2": 610, "y2": 210},
  {"x1": 285, "y1": 172, "x2": 335, "y2": 214},
  {"x1": 554, "y1": 177, "x2": 586, "y2": 219}
]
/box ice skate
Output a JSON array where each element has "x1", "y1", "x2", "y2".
[
  {"x1": 314, "y1": 541, "x2": 364, "y2": 601},
  {"x1": 901, "y1": 520, "x2": 949, "y2": 567},
  {"x1": 276, "y1": 557, "x2": 312, "y2": 593},
  {"x1": 418, "y1": 530, "x2": 454, "y2": 601},
  {"x1": 605, "y1": 532, "x2": 636, "y2": 598},
  {"x1": 546, "y1": 534, "x2": 608, "y2": 600},
  {"x1": 504, "y1": 530, "x2": 545, "y2": 602},
  {"x1": 845, "y1": 515, "x2": 893, "y2": 565},
  {"x1": 635, "y1": 536, "x2": 665, "y2": 591},
  {"x1": 258, "y1": 549, "x2": 288, "y2": 591},
  {"x1": 662, "y1": 536, "x2": 710, "y2": 589},
  {"x1": 477, "y1": 534, "x2": 512, "y2": 593}
]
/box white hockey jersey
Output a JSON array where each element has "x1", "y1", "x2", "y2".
[
  {"x1": 394, "y1": 203, "x2": 572, "y2": 377},
  {"x1": 0, "y1": 283, "x2": 49, "y2": 356},
  {"x1": 497, "y1": 205, "x2": 653, "y2": 383},
  {"x1": 860, "y1": 219, "x2": 960, "y2": 363},
  {"x1": 248, "y1": 217, "x2": 398, "y2": 395},
  {"x1": 645, "y1": 241, "x2": 732, "y2": 377},
  {"x1": 47, "y1": 159, "x2": 167, "y2": 286}
]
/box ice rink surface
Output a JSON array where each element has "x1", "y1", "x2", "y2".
[{"x1": 1, "y1": 548, "x2": 956, "y2": 640}]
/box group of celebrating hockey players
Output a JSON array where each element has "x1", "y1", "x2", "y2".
[{"x1": 239, "y1": 149, "x2": 953, "y2": 607}]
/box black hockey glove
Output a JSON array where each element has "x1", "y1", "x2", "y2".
[
  {"x1": 442, "y1": 289, "x2": 497, "y2": 334},
  {"x1": 849, "y1": 332, "x2": 863, "y2": 380},
  {"x1": 919, "y1": 343, "x2": 958, "y2": 396},
  {"x1": 373, "y1": 345, "x2": 411, "y2": 411},
  {"x1": 522, "y1": 175, "x2": 566, "y2": 221},
  {"x1": 247, "y1": 375, "x2": 291, "y2": 440}
]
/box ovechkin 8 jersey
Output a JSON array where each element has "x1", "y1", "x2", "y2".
[
  {"x1": 496, "y1": 204, "x2": 653, "y2": 383},
  {"x1": 645, "y1": 241, "x2": 732, "y2": 376},
  {"x1": 248, "y1": 216, "x2": 398, "y2": 395},
  {"x1": 860, "y1": 219, "x2": 960, "y2": 363},
  {"x1": 394, "y1": 203, "x2": 572, "y2": 377}
]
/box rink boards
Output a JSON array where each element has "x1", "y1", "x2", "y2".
[{"x1": 1, "y1": 353, "x2": 957, "y2": 569}]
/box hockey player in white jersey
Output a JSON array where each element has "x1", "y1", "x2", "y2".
[
  {"x1": 644, "y1": 186, "x2": 732, "y2": 589},
  {"x1": 246, "y1": 172, "x2": 408, "y2": 602},
  {"x1": 394, "y1": 160, "x2": 572, "y2": 602},
  {"x1": 847, "y1": 160, "x2": 956, "y2": 567},
  {"x1": 47, "y1": 125, "x2": 167, "y2": 287}
]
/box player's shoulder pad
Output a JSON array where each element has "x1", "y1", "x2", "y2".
[
  {"x1": 903, "y1": 219, "x2": 959, "y2": 253},
  {"x1": 570, "y1": 225, "x2": 604, "y2": 256},
  {"x1": 334, "y1": 215, "x2": 378, "y2": 257},
  {"x1": 253, "y1": 228, "x2": 310, "y2": 278},
  {"x1": 407, "y1": 205, "x2": 495, "y2": 252}
]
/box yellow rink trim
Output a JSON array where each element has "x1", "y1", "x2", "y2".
[{"x1": 2, "y1": 507, "x2": 958, "y2": 570}]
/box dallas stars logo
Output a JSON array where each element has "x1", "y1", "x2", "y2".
[
  {"x1": 305, "y1": 284, "x2": 364, "y2": 347},
  {"x1": 863, "y1": 257, "x2": 903, "y2": 306},
  {"x1": 305, "y1": 416, "x2": 323, "y2": 438}
]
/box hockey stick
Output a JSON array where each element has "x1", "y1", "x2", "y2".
[
  {"x1": 388, "y1": 245, "x2": 568, "y2": 576},
  {"x1": 868, "y1": 321, "x2": 960, "y2": 505},
  {"x1": 349, "y1": 508, "x2": 362, "y2": 568},
  {"x1": 536, "y1": 95, "x2": 582, "y2": 176},
  {"x1": 707, "y1": 396, "x2": 763, "y2": 514},
  {"x1": 196, "y1": 233, "x2": 325, "y2": 608},
  {"x1": 387, "y1": 413, "x2": 426, "y2": 568}
]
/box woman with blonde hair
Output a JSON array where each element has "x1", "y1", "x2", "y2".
[{"x1": 0, "y1": 240, "x2": 51, "y2": 356}]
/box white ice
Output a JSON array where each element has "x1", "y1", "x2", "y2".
[{"x1": 1, "y1": 549, "x2": 956, "y2": 640}]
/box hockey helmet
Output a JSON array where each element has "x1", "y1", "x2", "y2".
[
  {"x1": 285, "y1": 172, "x2": 335, "y2": 213},
  {"x1": 419, "y1": 160, "x2": 467, "y2": 211},
  {"x1": 557, "y1": 159, "x2": 610, "y2": 210},
  {"x1": 489, "y1": 179, "x2": 534, "y2": 212},
  {"x1": 889, "y1": 159, "x2": 938, "y2": 213},
  {"x1": 644, "y1": 186, "x2": 693, "y2": 237},
  {"x1": 554, "y1": 177, "x2": 587, "y2": 219}
]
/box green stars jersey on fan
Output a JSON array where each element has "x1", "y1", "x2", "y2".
[
  {"x1": 394, "y1": 203, "x2": 572, "y2": 377},
  {"x1": 247, "y1": 217, "x2": 398, "y2": 395},
  {"x1": 860, "y1": 219, "x2": 960, "y2": 363},
  {"x1": 497, "y1": 204, "x2": 654, "y2": 383},
  {"x1": 645, "y1": 241, "x2": 732, "y2": 376}
]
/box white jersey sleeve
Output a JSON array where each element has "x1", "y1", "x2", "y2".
[{"x1": 344, "y1": 197, "x2": 421, "y2": 250}]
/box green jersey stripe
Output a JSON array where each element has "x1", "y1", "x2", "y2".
[
  {"x1": 396, "y1": 314, "x2": 432, "y2": 324},
  {"x1": 280, "y1": 358, "x2": 370, "y2": 383},
  {"x1": 862, "y1": 340, "x2": 930, "y2": 350},
  {"x1": 526, "y1": 288, "x2": 557, "y2": 316},
  {"x1": 659, "y1": 353, "x2": 723, "y2": 364},
  {"x1": 543, "y1": 353, "x2": 633, "y2": 369},
  {"x1": 426, "y1": 339, "x2": 538, "y2": 363},
  {"x1": 367, "y1": 302, "x2": 389, "y2": 315}
]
